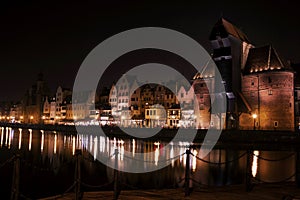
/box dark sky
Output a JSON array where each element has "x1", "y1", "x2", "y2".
[{"x1": 0, "y1": 0, "x2": 299, "y2": 101}]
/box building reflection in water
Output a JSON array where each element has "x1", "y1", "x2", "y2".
[
  {"x1": 0, "y1": 127, "x2": 4, "y2": 147},
  {"x1": 41, "y1": 130, "x2": 44, "y2": 152},
  {"x1": 252, "y1": 150, "x2": 259, "y2": 177},
  {"x1": 18, "y1": 128, "x2": 22, "y2": 150},
  {"x1": 0, "y1": 127, "x2": 297, "y2": 187},
  {"x1": 28, "y1": 129, "x2": 32, "y2": 151}
]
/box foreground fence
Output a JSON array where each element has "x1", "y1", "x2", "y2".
[{"x1": 1, "y1": 147, "x2": 300, "y2": 200}]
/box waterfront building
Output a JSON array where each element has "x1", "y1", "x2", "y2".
[
  {"x1": 22, "y1": 73, "x2": 50, "y2": 124},
  {"x1": 208, "y1": 18, "x2": 295, "y2": 131},
  {"x1": 240, "y1": 45, "x2": 294, "y2": 130},
  {"x1": 145, "y1": 104, "x2": 166, "y2": 128}
]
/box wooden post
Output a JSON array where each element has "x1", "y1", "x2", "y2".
[
  {"x1": 296, "y1": 151, "x2": 300, "y2": 188},
  {"x1": 185, "y1": 149, "x2": 190, "y2": 196},
  {"x1": 75, "y1": 149, "x2": 82, "y2": 200},
  {"x1": 245, "y1": 150, "x2": 253, "y2": 192},
  {"x1": 10, "y1": 154, "x2": 20, "y2": 200},
  {"x1": 113, "y1": 148, "x2": 120, "y2": 200}
]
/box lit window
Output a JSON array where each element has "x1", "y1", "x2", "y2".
[
  {"x1": 268, "y1": 89, "x2": 273, "y2": 95},
  {"x1": 200, "y1": 104, "x2": 204, "y2": 110}
]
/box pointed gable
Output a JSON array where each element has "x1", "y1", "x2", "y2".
[
  {"x1": 243, "y1": 45, "x2": 292, "y2": 74},
  {"x1": 209, "y1": 18, "x2": 250, "y2": 43}
]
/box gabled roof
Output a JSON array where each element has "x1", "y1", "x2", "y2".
[
  {"x1": 243, "y1": 45, "x2": 292, "y2": 75},
  {"x1": 209, "y1": 18, "x2": 250, "y2": 43}
]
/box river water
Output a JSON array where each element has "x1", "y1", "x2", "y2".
[{"x1": 0, "y1": 127, "x2": 296, "y2": 199}]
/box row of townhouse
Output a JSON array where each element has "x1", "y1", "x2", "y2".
[
  {"x1": 108, "y1": 75, "x2": 181, "y2": 128},
  {"x1": 2, "y1": 17, "x2": 299, "y2": 131},
  {"x1": 43, "y1": 87, "x2": 96, "y2": 125}
]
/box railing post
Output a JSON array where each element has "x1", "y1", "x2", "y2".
[
  {"x1": 185, "y1": 149, "x2": 191, "y2": 196},
  {"x1": 75, "y1": 149, "x2": 82, "y2": 200},
  {"x1": 113, "y1": 148, "x2": 120, "y2": 200},
  {"x1": 10, "y1": 154, "x2": 20, "y2": 200},
  {"x1": 245, "y1": 149, "x2": 253, "y2": 192},
  {"x1": 296, "y1": 151, "x2": 300, "y2": 188}
]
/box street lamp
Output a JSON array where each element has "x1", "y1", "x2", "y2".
[
  {"x1": 30, "y1": 116, "x2": 34, "y2": 123},
  {"x1": 252, "y1": 113, "x2": 257, "y2": 130}
]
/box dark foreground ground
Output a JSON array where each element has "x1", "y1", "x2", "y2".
[{"x1": 40, "y1": 183, "x2": 300, "y2": 200}]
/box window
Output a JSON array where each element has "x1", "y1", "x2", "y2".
[
  {"x1": 200, "y1": 104, "x2": 204, "y2": 110},
  {"x1": 181, "y1": 93, "x2": 184, "y2": 98},
  {"x1": 150, "y1": 110, "x2": 152, "y2": 115},
  {"x1": 268, "y1": 89, "x2": 272, "y2": 95},
  {"x1": 131, "y1": 98, "x2": 135, "y2": 101},
  {"x1": 251, "y1": 80, "x2": 254, "y2": 86},
  {"x1": 153, "y1": 110, "x2": 156, "y2": 115},
  {"x1": 274, "y1": 121, "x2": 278, "y2": 127},
  {"x1": 200, "y1": 93, "x2": 203, "y2": 99}
]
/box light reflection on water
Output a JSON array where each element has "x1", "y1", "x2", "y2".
[{"x1": 0, "y1": 127, "x2": 296, "y2": 198}]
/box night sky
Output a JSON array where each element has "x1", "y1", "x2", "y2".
[{"x1": 0, "y1": 0, "x2": 299, "y2": 101}]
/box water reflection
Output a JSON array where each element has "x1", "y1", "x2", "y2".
[
  {"x1": 28, "y1": 129, "x2": 32, "y2": 151},
  {"x1": 252, "y1": 150, "x2": 259, "y2": 177},
  {"x1": 18, "y1": 128, "x2": 22, "y2": 150},
  {"x1": 0, "y1": 127, "x2": 4, "y2": 146},
  {"x1": 0, "y1": 126, "x2": 296, "y2": 189},
  {"x1": 41, "y1": 130, "x2": 44, "y2": 152}
]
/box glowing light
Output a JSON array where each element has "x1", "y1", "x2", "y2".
[
  {"x1": 54, "y1": 134, "x2": 57, "y2": 154},
  {"x1": 5, "y1": 127, "x2": 8, "y2": 146},
  {"x1": 28, "y1": 129, "x2": 32, "y2": 151},
  {"x1": 154, "y1": 141, "x2": 160, "y2": 147},
  {"x1": 89, "y1": 135, "x2": 93, "y2": 153},
  {"x1": 252, "y1": 150, "x2": 259, "y2": 177},
  {"x1": 154, "y1": 146, "x2": 159, "y2": 166},
  {"x1": 252, "y1": 114, "x2": 257, "y2": 119},
  {"x1": 192, "y1": 149, "x2": 198, "y2": 172},
  {"x1": 1, "y1": 127, "x2": 4, "y2": 147},
  {"x1": 72, "y1": 136, "x2": 76, "y2": 156},
  {"x1": 93, "y1": 136, "x2": 97, "y2": 160},
  {"x1": 120, "y1": 142, "x2": 124, "y2": 161},
  {"x1": 8, "y1": 128, "x2": 12, "y2": 149},
  {"x1": 63, "y1": 135, "x2": 66, "y2": 148},
  {"x1": 132, "y1": 139, "x2": 136, "y2": 157},
  {"x1": 41, "y1": 130, "x2": 44, "y2": 152},
  {"x1": 18, "y1": 129, "x2": 22, "y2": 150}
]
